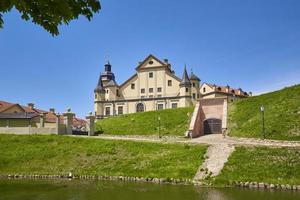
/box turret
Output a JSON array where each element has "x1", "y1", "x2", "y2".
[
  {"x1": 190, "y1": 70, "x2": 201, "y2": 100},
  {"x1": 105, "y1": 79, "x2": 119, "y2": 101},
  {"x1": 101, "y1": 61, "x2": 115, "y2": 86},
  {"x1": 179, "y1": 66, "x2": 192, "y2": 107},
  {"x1": 94, "y1": 75, "x2": 105, "y2": 118},
  {"x1": 179, "y1": 66, "x2": 192, "y2": 96}
]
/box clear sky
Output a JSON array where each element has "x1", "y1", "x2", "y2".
[{"x1": 1, "y1": 0, "x2": 300, "y2": 118}]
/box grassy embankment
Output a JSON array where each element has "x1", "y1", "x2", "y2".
[
  {"x1": 215, "y1": 146, "x2": 300, "y2": 185},
  {"x1": 228, "y1": 84, "x2": 300, "y2": 140},
  {"x1": 0, "y1": 134, "x2": 206, "y2": 180},
  {"x1": 95, "y1": 107, "x2": 194, "y2": 136}
]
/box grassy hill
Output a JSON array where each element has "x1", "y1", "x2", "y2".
[
  {"x1": 95, "y1": 107, "x2": 194, "y2": 136},
  {"x1": 228, "y1": 84, "x2": 300, "y2": 141},
  {"x1": 0, "y1": 134, "x2": 207, "y2": 180}
]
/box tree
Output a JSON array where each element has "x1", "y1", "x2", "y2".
[{"x1": 0, "y1": 0, "x2": 101, "y2": 36}]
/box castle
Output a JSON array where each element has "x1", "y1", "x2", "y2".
[{"x1": 94, "y1": 54, "x2": 248, "y2": 120}]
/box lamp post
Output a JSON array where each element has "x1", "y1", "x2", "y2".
[
  {"x1": 158, "y1": 116, "x2": 161, "y2": 139},
  {"x1": 260, "y1": 105, "x2": 265, "y2": 139}
]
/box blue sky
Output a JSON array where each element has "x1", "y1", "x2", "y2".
[{"x1": 1, "y1": 0, "x2": 300, "y2": 118}]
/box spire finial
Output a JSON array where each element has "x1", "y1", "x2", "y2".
[{"x1": 105, "y1": 54, "x2": 110, "y2": 64}]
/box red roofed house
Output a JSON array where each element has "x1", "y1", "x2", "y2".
[
  {"x1": 0, "y1": 100, "x2": 86, "y2": 133},
  {"x1": 200, "y1": 83, "x2": 251, "y2": 102}
]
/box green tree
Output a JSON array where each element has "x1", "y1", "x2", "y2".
[{"x1": 0, "y1": 0, "x2": 101, "y2": 36}]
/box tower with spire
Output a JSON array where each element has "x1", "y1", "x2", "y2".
[
  {"x1": 179, "y1": 66, "x2": 193, "y2": 107},
  {"x1": 94, "y1": 61, "x2": 120, "y2": 118}
]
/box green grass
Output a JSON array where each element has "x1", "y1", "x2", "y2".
[
  {"x1": 96, "y1": 107, "x2": 194, "y2": 136},
  {"x1": 228, "y1": 84, "x2": 300, "y2": 140},
  {"x1": 0, "y1": 134, "x2": 207, "y2": 179},
  {"x1": 215, "y1": 146, "x2": 300, "y2": 185}
]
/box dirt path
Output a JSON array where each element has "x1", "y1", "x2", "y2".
[
  {"x1": 85, "y1": 134, "x2": 300, "y2": 148},
  {"x1": 193, "y1": 144, "x2": 235, "y2": 181}
]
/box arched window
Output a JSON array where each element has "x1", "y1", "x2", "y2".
[
  {"x1": 203, "y1": 87, "x2": 206, "y2": 93},
  {"x1": 136, "y1": 103, "x2": 145, "y2": 112}
]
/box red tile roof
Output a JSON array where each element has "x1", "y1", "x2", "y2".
[
  {"x1": 203, "y1": 83, "x2": 249, "y2": 97},
  {"x1": 0, "y1": 100, "x2": 86, "y2": 127}
]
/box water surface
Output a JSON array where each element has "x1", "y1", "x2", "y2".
[{"x1": 0, "y1": 179, "x2": 299, "y2": 200}]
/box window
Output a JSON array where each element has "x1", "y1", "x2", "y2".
[
  {"x1": 193, "y1": 93, "x2": 196, "y2": 99},
  {"x1": 168, "y1": 80, "x2": 172, "y2": 86},
  {"x1": 192, "y1": 82, "x2": 196, "y2": 87},
  {"x1": 186, "y1": 88, "x2": 189, "y2": 92},
  {"x1": 157, "y1": 104, "x2": 164, "y2": 110},
  {"x1": 136, "y1": 103, "x2": 145, "y2": 112},
  {"x1": 203, "y1": 87, "x2": 206, "y2": 93},
  {"x1": 116, "y1": 89, "x2": 120, "y2": 97},
  {"x1": 157, "y1": 94, "x2": 162, "y2": 98},
  {"x1": 131, "y1": 83, "x2": 135, "y2": 89},
  {"x1": 157, "y1": 87, "x2": 162, "y2": 92},
  {"x1": 149, "y1": 88, "x2": 153, "y2": 93},
  {"x1": 197, "y1": 94, "x2": 200, "y2": 99},
  {"x1": 118, "y1": 106, "x2": 123, "y2": 115},
  {"x1": 141, "y1": 88, "x2": 145, "y2": 93},
  {"x1": 95, "y1": 94, "x2": 97, "y2": 99},
  {"x1": 149, "y1": 95, "x2": 154, "y2": 98},
  {"x1": 106, "y1": 90, "x2": 109, "y2": 94},
  {"x1": 149, "y1": 72, "x2": 153, "y2": 78},
  {"x1": 218, "y1": 87, "x2": 221, "y2": 91},
  {"x1": 148, "y1": 60, "x2": 154, "y2": 65},
  {"x1": 105, "y1": 107, "x2": 110, "y2": 116},
  {"x1": 171, "y1": 103, "x2": 178, "y2": 109},
  {"x1": 231, "y1": 90, "x2": 235, "y2": 93}
]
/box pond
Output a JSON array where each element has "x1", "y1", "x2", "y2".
[{"x1": 0, "y1": 179, "x2": 299, "y2": 200}]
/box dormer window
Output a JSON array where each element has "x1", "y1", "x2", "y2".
[
  {"x1": 149, "y1": 61, "x2": 154, "y2": 65},
  {"x1": 218, "y1": 87, "x2": 221, "y2": 91}
]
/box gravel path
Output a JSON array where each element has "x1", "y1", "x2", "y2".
[
  {"x1": 87, "y1": 134, "x2": 300, "y2": 148},
  {"x1": 193, "y1": 144, "x2": 235, "y2": 181}
]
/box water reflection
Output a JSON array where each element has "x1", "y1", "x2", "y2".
[{"x1": 0, "y1": 179, "x2": 299, "y2": 200}]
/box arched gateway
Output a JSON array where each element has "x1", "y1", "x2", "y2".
[{"x1": 204, "y1": 118, "x2": 222, "y2": 134}]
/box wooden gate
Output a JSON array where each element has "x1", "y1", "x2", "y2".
[{"x1": 204, "y1": 118, "x2": 222, "y2": 134}]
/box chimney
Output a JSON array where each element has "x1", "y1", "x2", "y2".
[
  {"x1": 28, "y1": 103, "x2": 34, "y2": 110},
  {"x1": 225, "y1": 85, "x2": 230, "y2": 93},
  {"x1": 49, "y1": 108, "x2": 55, "y2": 113},
  {"x1": 249, "y1": 92, "x2": 253, "y2": 96},
  {"x1": 164, "y1": 59, "x2": 168, "y2": 64}
]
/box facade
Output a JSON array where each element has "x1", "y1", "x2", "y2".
[
  {"x1": 94, "y1": 54, "x2": 201, "y2": 119},
  {"x1": 200, "y1": 83, "x2": 250, "y2": 101},
  {"x1": 0, "y1": 101, "x2": 86, "y2": 130}
]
